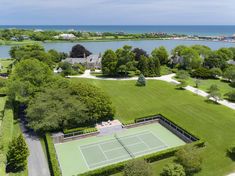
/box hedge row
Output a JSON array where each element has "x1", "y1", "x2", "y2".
[
  {"x1": 0, "y1": 101, "x2": 14, "y2": 176},
  {"x1": 136, "y1": 114, "x2": 203, "y2": 142},
  {"x1": 79, "y1": 141, "x2": 204, "y2": 176},
  {"x1": 63, "y1": 127, "x2": 97, "y2": 134},
  {"x1": 44, "y1": 133, "x2": 62, "y2": 176}
]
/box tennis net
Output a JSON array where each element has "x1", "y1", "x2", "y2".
[{"x1": 114, "y1": 134, "x2": 134, "y2": 158}]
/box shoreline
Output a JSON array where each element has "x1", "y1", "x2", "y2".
[{"x1": 0, "y1": 37, "x2": 234, "y2": 46}]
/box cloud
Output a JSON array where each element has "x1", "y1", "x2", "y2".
[{"x1": 0, "y1": 0, "x2": 234, "y2": 25}]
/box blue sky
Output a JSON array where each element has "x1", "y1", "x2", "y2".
[{"x1": 0, "y1": 0, "x2": 234, "y2": 25}]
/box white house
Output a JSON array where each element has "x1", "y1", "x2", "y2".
[{"x1": 54, "y1": 34, "x2": 76, "y2": 40}]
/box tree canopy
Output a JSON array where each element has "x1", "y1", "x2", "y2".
[
  {"x1": 26, "y1": 86, "x2": 88, "y2": 132},
  {"x1": 7, "y1": 59, "x2": 53, "y2": 103},
  {"x1": 70, "y1": 44, "x2": 92, "y2": 58}
]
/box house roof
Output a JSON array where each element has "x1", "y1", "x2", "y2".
[
  {"x1": 63, "y1": 55, "x2": 101, "y2": 64},
  {"x1": 227, "y1": 60, "x2": 235, "y2": 65}
]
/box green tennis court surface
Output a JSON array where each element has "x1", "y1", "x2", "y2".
[{"x1": 55, "y1": 123, "x2": 185, "y2": 176}]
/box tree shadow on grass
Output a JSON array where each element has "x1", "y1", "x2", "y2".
[
  {"x1": 226, "y1": 150, "x2": 235, "y2": 161},
  {"x1": 204, "y1": 99, "x2": 221, "y2": 105}
]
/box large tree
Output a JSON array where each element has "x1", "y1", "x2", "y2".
[
  {"x1": 7, "y1": 59, "x2": 53, "y2": 103},
  {"x1": 132, "y1": 48, "x2": 148, "y2": 61},
  {"x1": 26, "y1": 86, "x2": 88, "y2": 131},
  {"x1": 115, "y1": 45, "x2": 136, "y2": 75},
  {"x1": 70, "y1": 44, "x2": 92, "y2": 58},
  {"x1": 203, "y1": 51, "x2": 227, "y2": 69},
  {"x1": 180, "y1": 48, "x2": 202, "y2": 70},
  {"x1": 70, "y1": 82, "x2": 115, "y2": 122},
  {"x1": 217, "y1": 48, "x2": 234, "y2": 61},
  {"x1": 101, "y1": 49, "x2": 118, "y2": 76},
  {"x1": 191, "y1": 45, "x2": 212, "y2": 59},
  {"x1": 152, "y1": 46, "x2": 169, "y2": 65},
  {"x1": 9, "y1": 44, "x2": 62, "y2": 68},
  {"x1": 223, "y1": 66, "x2": 235, "y2": 82}
]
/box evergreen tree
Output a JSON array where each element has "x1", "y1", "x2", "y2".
[
  {"x1": 7, "y1": 134, "x2": 29, "y2": 172},
  {"x1": 136, "y1": 74, "x2": 146, "y2": 86}
]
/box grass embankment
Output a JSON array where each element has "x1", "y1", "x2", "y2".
[
  {"x1": 72, "y1": 78, "x2": 235, "y2": 176},
  {"x1": 0, "y1": 40, "x2": 40, "y2": 45},
  {"x1": 0, "y1": 97, "x2": 27, "y2": 176},
  {"x1": 184, "y1": 77, "x2": 235, "y2": 99}
]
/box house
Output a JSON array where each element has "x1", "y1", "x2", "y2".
[
  {"x1": 62, "y1": 54, "x2": 102, "y2": 69},
  {"x1": 54, "y1": 34, "x2": 76, "y2": 40},
  {"x1": 227, "y1": 60, "x2": 235, "y2": 66},
  {"x1": 53, "y1": 67, "x2": 63, "y2": 73}
]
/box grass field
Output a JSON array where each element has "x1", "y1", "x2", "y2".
[
  {"x1": 71, "y1": 78, "x2": 235, "y2": 176},
  {"x1": 0, "y1": 97, "x2": 27, "y2": 176},
  {"x1": 184, "y1": 77, "x2": 235, "y2": 99},
  {"x1": 55, "y1": 123, "x2": 185, "y2": 176}
]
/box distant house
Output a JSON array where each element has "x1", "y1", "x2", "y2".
[
  {"x1": 169, "y1": 55, "x2": 184, "y2": 65},
  {"x1": 53, "y1": 67, "x2": 63, "y2": 73},
  {"x1": 227, "y1": 60, "x2": 235, "y2": 66},
  {"x1": 62, "y1": 54, "x2": 101, "y2": 69},
  {"x1": 21, "y1": 35, "x2": 30, "y2": 40},
  {"x1": 54, "y1": 34, "x2": 76, "y2": 40},
  {"x1": 10, "y1": 37, "x2": 18, "y2": 41}
]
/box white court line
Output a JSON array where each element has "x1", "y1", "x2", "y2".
[
  {"x1": 131, "y1": 144, "x2": 167, "y2": 156},
  {"x1": 136, "y1": 136, "x2": 150, "y2": 149},
  {"x1": 148, "y1": 131, "x2": 169, "y2": 147},
  {"x1": 79, "y1": 146, "x2": 90, "y2": 169},
  {"x1": 89, "y1": 153, "x2": 130, "y2": 168},
  {"x1": 98, "y1": 144, "x2": 109, "y2": 161},
  {"x1": 103, "y1": 141, "x2": 143, "y2": 153},
  {"x1": 80, "y1": 139, "x2": 117, "y2": 150}
]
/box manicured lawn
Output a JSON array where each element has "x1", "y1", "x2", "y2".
[
  {"x1": 0, "y1": 97, "x2": 27, "y2": 176},
  {"x1": 72, "y1": 78, "x2": 235, "y2": 176},
  {"x1": 184, "y1": 77, "x2": 235, "y2": 99}
]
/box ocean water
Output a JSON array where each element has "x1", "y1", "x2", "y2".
[
  {"x1": 0, "y1": 39, "x2": 235, "y2": 58},
  {"x1": 0, "y1": 25, "x2": 235, "y2": 36}
]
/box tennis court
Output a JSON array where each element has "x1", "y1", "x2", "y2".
[
  {"x1": 55, "y1": 123, "x2": 185, "y2": 176},
  {"x1": 80, "y1": 131, "x2": 167, "y2": 169}
]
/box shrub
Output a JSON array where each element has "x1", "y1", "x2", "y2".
[
  {"x1": 0, "y1": 101, "x2": 14, "y2": 175},
  {"x1": 207, "y1": 84, "x2": 221, "y2": 102},
  {"x1": 176, "y1": 80, "x2": 188, "y2": 89},
  {"x1": 6, "y1": 134, "x2": 29, "y2": 172},
  {"x1": 135, "y1": 70, "x2": 141, "y2": 75},
  {"x1": 225, "y1": 91, "x2": 235, "y2": 102},
  {"x1": 161, "y1": 163, "x2": 186, "y2": 176},
  {"x1": 176, "y1": 70, "x2": 190, "y2": 80},
  {"x1": 210, "y1": 68, "x2": 222, "y2": 78},
  {"x1": 136, "y1": 74, "x2": 146, "y2": 86},
  {"x1": 191, "y1": 67, "x2": 212, "y2": 79},
  {"x1": 123, "y1": 159, "x2": 152, "y2": 176},
  {"x1": 44, "y1": 133, "x2": 62, "y2": 176},
  {"x1": 175, "y1": 145, "x2": 202, "y2": 175}
]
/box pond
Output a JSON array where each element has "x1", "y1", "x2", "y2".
[{"x1": 0, "y1": 39, "x2": 234, "y2": 58}]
